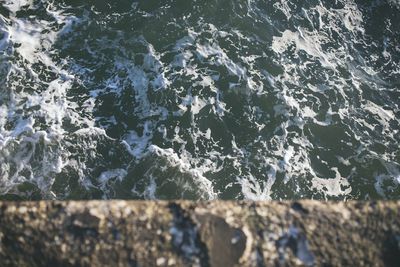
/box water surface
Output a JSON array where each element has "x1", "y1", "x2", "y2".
[{"x1": 0, "y1": 0, "x2": 399, "y2": 200}]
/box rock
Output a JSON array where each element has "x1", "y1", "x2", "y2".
[{"x1": 196, "y1": 213, "x2": 247, "y2": 267}]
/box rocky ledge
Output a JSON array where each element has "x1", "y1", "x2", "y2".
[{"x1": 0, "y1": 201, "x2": 399, "y2": 267}]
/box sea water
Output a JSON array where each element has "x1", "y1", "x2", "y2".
[{"x1": 0, "y1": 0, "x2": 399, "y2": 200}]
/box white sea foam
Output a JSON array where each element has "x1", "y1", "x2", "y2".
[
  {"x1": 2, "y1": 0, "x2": 33, "y2": 14},
  {"x1": 0, "y1": 1, "x2": 100, "y2": 196}
]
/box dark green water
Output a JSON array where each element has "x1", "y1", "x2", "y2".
[{"x1": 0, "y1": 0, "x2": 399, "y2": 200}]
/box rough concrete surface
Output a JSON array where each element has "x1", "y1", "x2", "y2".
[{"x1": 0, "y1": 201, "x2": 399, "y2": 267}]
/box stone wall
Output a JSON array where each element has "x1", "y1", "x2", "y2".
[{"x1": 0, "y1": 201, "x2": 399, "y2": 266}]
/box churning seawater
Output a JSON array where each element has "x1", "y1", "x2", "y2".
[{"x1": 0, "y1": 0, "x2": 399, "y2": 200}]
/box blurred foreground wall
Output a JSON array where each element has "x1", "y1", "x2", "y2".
[{"x1": 0, "y1": 201, "x2": 399, "y2": 267}]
